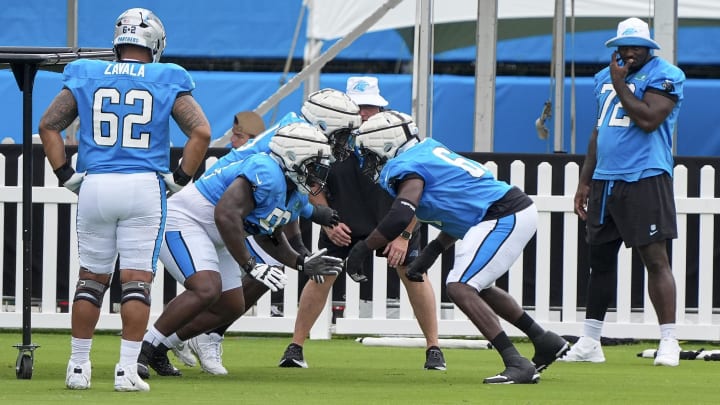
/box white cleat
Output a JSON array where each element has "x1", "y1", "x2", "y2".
[
  {"x1": 114, "y1": 363, "x2": 150, "y2": 392},
  {"x1": 66, "y1": 360, "x2": 91, "y2": 390},
  {"x1": 189, "y1": 333, "x2": 228, "y2": 375},
  {"x1": 654, "y1": 338, "x2": 681, "y2": 367},
  {"x1": 171, "y1": 340, "x2": 197, "y2": 367},
  {"x1": 558, "y1": 336, "x2": 606, "y2": 363}
]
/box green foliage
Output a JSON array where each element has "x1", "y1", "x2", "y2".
[{"x1": 0, "y1": 331, "x2": 717, "y2": 404}]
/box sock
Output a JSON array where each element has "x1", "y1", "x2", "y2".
[
  {"x1": 69, "y1": 337, "x2": 92, "y2": 364},
  {"x1": 512, "y1": 312, "x2": 545, "y2": 341},
  {"x1": 166, "y1": 333, "x2": 183, "y2": 349},
  {"x1": 119, "y1": 339, "x2": 142, "y2": 367},
  {"x1": 490, "y1": 332, "x2": 519, "y2": 358},
  {"x1": 659, "y1": 323, "x2": 676, "y2": 340},
  {"x1": 144, "y1": 325, "x2": 166, "y2": 347},
  {"x1": 583, "y1": 318, "x2": 603, "y2": 341}
]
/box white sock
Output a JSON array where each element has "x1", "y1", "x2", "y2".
[
  {"x1": 70, "y1": 337, "x2": 92, "y2": 364},
  {"x1": 166, "y1": 333, "x2": 182, "y2": 349},
  {"x1": 144, "y1": 325, "x2": 167, "y2": 347},
  {"x1": 659, "y1": 323, "x2": 676, "y2": 340},
  {"x1": 120, "y1": 339, "x2": 142, "y2": 367},
  {"x1": 583, "y1": 319, "x2": 603, "y2": 341}
]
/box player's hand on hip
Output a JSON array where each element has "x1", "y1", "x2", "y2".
[{"x1": 63, "y1": 171, "x2": 85, "y2": 194}]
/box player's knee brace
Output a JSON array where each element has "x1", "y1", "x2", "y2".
[
  {"x1": 121, "y1": 281, "x2": 152, "y2": 307},
  {"x1": 73, "y1": 279, "x2": 109, "y2": 308}
]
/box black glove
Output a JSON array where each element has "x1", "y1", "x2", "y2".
[
  {"x1": 406, "y1": 239, "x2": 444, "y2": 282},
  {"x1": 345, "y1": 240, "x2": 371, "y2": 283},
  {"x1": 296, "y1": 248, "x2": 343, "y2": 284},
  {"x1": 310, "y1": 205, "x2": 340, "y2": 227}
]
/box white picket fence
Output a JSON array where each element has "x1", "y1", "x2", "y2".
[{"x1": 1, "y1": 152, "x2": 719, "y2": 341}]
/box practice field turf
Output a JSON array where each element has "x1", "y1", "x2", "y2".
[{"x1": 1, "y1": 331, "x2": 718, "y2": 404}]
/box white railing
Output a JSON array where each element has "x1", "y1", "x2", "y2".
[{"x1": 1, "y1": 152, "x2": 718, "y2": 341}]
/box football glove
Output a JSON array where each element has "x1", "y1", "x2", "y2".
[
  {"x1": 162, "y1": 166, "x2": 193, "y2": 195},
  {"x1": 406, "y1": 239, "x2": 444, "y2": 282},
  {"x1": 296, "y1": 248, "x2": 343, "y2": 284},
  {"x1": 309, "y1": 205, "x2": 340, "y2": 227},
  {"x1": 345, "y1": 240, "x2": 371, "y2": 283},
  {"x1": 249, "y1": 263, "x2": 288, "y2": 292},
  {"x1": 53, "y1": 162, "x2": 85, "y2": 194}
]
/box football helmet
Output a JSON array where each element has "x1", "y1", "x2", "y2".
[
  {"x1": 355, "y1": 111, "x2": 419, "y2": 181},
  {"x1": 269, "y1": 122, "x2": 333, "y2": 195},
  {"x1": 113, "y1": 8, "x2": 166, "y2": 63},
  {"x1": 301, "y1": 89, "x2": 362, "y2": 162}
]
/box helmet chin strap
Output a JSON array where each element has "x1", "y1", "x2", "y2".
[{"x1": 397, "y1": 137, "x2": 419, "y2": 156}]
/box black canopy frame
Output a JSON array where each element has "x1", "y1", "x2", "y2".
[{"x1": 0, "y1": 47, "x2": 114, "y2": 379}]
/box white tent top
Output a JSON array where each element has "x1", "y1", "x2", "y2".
[{"x1": 308, "y1": 0, "x2": 720, "y2": 40}]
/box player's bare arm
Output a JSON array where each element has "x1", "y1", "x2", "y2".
[
  {"x1": 215, "y1": 176, "x2": 255, "y2": 266},
  {"x1": 172, "y1": 94, "x2": 211, "y2": 175},
  {"x1": 38, "y1": 89, "x2": 78, "y2": 169},
  {"x1": 575, "y1": 128, "x2": 598, "y2": 220},
  {"x1": 365, "y1": 176, "x2": 424, "y2": 250}
]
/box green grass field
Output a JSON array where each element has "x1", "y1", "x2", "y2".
[{"x1": 1, "y1": 330, "x2": 718, "y2": 404}]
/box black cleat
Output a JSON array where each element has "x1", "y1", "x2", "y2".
[
  {"x1": 137, "y1": 341, "x2": 182, "y2": 379},
  {"x1": 531, "y1": 331, "x2": 570, "y2": 373},
  {"x1": 483, "y1": 356, "x2": 540, "y2": 384},
  {"x1": 278, "y1": 343, "x2": 308, "y2": 368},
  {"x1": 424, "y1": 346, "x2": 447, "y2": 370}
]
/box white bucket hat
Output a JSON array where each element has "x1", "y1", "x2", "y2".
[
  {"x1": 346, "y1": 76, "x2": 389, "y2": 107},
  {"x1": 605, "y1": 17, "x2": 660, "y2": 49}
]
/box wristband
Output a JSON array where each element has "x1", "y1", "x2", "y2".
[
  {"x1": 400, "y1": 230, "x2": 412, "y2": 240},
  {"x1": 295, "y1": 254, "x2": 307, "y2": 271},
  {"x1": 241, "y1": 256, "x2": 257, "y2": 273},
  {"x1": 173, "y1": 166, "x2": 193, "y2": 186},
  {"x1": 53, "y1": 162, "x2": 75, "y2": 185}
]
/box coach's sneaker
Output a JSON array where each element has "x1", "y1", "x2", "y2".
[
  {"x1": 137, "y1": 341, "x2": 182, "y2": 379},
  {"x1": 189, "y1": 333, "x2": 228, "y2": 375},
  {"x1": 424, "y1": 346, "x2": 447, "y2": 370},
  {"x1": 114, "y1": 363, "x2": 150, "y2": 392},
  {"x1": 483, "y1": 356, "x2": 540, "y2": 384},
  {"x1": 279, "y1": 343, "x2": 308, "y2": 368},
  {"x1": 654, "y1": 338, "x2": 681, "y2": 367},
  {"x1": 558, "y1": 336, "x2": 605, "y2": 363},
  {"x1": 66, "y1": 360, "x2": 91, "y2": 390},
  {"x1": 531, "y1": 331, "x2": 570, "y2": 372},
  {"x1": 171, "y1": 340, "x2": 197, "y2": 367}
]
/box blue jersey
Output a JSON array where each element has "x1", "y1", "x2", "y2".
[
  {"x1": 379, "y1": 138, "x2": 512, "y2": 239},
  {"x1": 593, "y1": 57, "x2": 685, "y2": 180},
  {"x1": 207, "y1": 112, "x2": 305, "y2": 172},
  {"x1": 63, "y1": 59, "x2": 194, "y2": 174},
  {"x1": 195, "y1": 153, "x2": 313, "y2": 236}
]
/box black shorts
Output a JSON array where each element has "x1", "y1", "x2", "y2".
[
  {"x1": 586, "y1": 173, "x2": 677, "y2": 248},
  {"x1": 318, "y1": 228, "x2": 421, "y2": 266}
]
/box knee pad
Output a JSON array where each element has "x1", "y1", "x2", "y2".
[
  {"x1": 73, "y1": 279, "x2": 109, "y2": 308},
  {"x1": 121, "y1": 281, "x2": 152, "y2": 307},
  {"x1": 589, "y1": 240, "x2": 622, "y2": 274}
]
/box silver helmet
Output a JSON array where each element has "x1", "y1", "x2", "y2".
[
  {"x1": 113, "y1": 8, "x2": 166, "y2": 63},
  {"x1": 269, "y1": 122, "x2": 333, "y2": 195},
  {"x1": 301, "y1": 89, "x2": 362, "y2": 162},
  {"x1": 355, "y1": 110, "x2": 419, "y2": 181}
]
